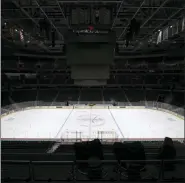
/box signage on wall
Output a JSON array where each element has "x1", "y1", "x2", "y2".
[{"x1": 72, "y1": 26, "x2": 109, "y2": 34}]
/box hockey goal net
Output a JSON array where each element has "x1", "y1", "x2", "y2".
[{"x1": 61, "y1": 130, "x2": 118, "y2": 142}]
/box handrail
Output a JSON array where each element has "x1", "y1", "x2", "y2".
[
  {"x1": 2, "y1": 152, "x2": 158, "y2": 156},
  {"x1": 2, "y1": 159, "x2": 185, "y2": 164}
]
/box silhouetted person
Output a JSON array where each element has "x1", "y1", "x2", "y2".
[
  {"x1": 158, "y1": 137, "x2": 176, "y2": 170},
  {"x1": 158, "y1": 137, "x2": 176, "y2": 159},
  {"x1": 74, "y1": 139, "x2": 104, "y2": 179},
  {"x1": 87, "y1": 139, "x2": 103, "y2": 179},
  {"x1": 113, "y1": 141, "x2": 145, "y2": 180}
]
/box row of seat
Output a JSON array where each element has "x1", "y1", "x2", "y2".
[{"x1": 1, "y1": 140, "x2": 165, "y2": 152}]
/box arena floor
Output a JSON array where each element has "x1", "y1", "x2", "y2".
[{"x1": 1, "y1": 108, "x2": 184, "y2": 140}]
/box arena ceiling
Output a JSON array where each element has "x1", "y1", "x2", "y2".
[{"x1": 1, "y1": 0, "x2": 185, "y2": 92}]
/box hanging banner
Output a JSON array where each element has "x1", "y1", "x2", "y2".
[
  {"x1": 182, "y1": 17, "x2": 185, "y2": 31},
  {"x1": 157, "y1": 31, "x2": 162, "y2": 44},
  {"x1": 163, "y1": 27, "x2": 168, "y2": 40},
  {"x1": 172, "y1": 21, "x2": 179, "y2": 35},
  {"x1": 19, "y1": 31, "x2": 24, "y2": 42}
]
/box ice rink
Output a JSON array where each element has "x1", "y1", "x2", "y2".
[{"x1": 1, "y1": 108, "x2": 184, "y2": 140}]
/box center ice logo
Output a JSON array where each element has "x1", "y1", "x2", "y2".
[{"x1": 77, "y1": 114, "x2": 105, "y2": 127}]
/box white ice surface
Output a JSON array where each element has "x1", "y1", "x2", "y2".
[
  {"x1": 1, "y1": 109, "x2": 72, "y2": 139},
  {"x1": 110, "y1": 109, "x2": 184, "y2": 139},
  {"x1": 1, "y1": 108, "x2": 184, "y2": 140}
]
